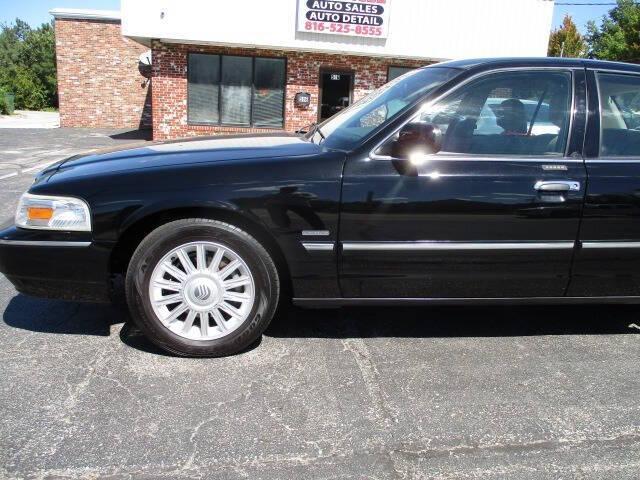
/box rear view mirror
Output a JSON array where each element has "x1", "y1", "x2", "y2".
[{"x1": 391, "y1": 122, "x2": 442, "y2": 160}]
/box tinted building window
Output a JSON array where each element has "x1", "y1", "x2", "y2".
[
  {"x1": 220, "y1": 56, "x2": 252, "y2": 125},
  {"x1": 253, "y1": 58, "x2": 285, "y2": 127},
  {"x1": 597, "y1": 73, "x2": 640, "y2": 157},
  {"x1": 187, "y1": 54, "x2": 286, "y2": 127},
  {"x1": 388, "y1": 66, "x2": 415, "y2": 82},
  {"x1": 188, "y1": 54, "x2": 220, "y2": 124}
]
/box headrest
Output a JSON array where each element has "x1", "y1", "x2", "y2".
[
  {"x1": 496, "y1": 98, "x2": 527, "y2": 134},
  {"x1": 547, "y1": 93, "x2": 567, "y2": 128}
]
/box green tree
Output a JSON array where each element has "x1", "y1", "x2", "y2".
[
  {"x1": 0, "y1": 19, "x2": 57, "y2": 111},
  {"x1": 548, "y1": 15, "x2": 587, "y2": 58},
  {"x1": 587, "y1": 0, "x2": 640, "y2": 62},
  {"x1": 0, "y1": 19, "x2": 30, "y2": 75},
  {"x1": 18, "y1": 23, "x2": 56, "y2": 106},
  {"x1": 12, "y1": 66, "x2": 48, "y2": 110}
]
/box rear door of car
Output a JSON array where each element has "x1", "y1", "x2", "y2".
[{"x1": 569, "y1": 67, "x2": 640, "y2": 296}]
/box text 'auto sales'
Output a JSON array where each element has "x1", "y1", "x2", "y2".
[{"x1": 297, "y1": 0, "x2": 391, "y2": 38}]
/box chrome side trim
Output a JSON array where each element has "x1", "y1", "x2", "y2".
[
  {"x1": 342, "y1": 241, "x2": 575, "y2": 251},
  {"x1": 302, "y1": 242, "x2": 335, "y2": 252},
  {"x1": 0, "y1": 239, "x2": 91, "y2": 247},
  {"x1": 294, "y1": 296, "x2": 640, "y2": 307},
  {"x1": 588, "y1": 68, "x2": 640, "y2": 77},
  {"x1": 585, "y1": 159, "x2": 640, "y2": 163},
  {"x1": 302, "y1": 230, "x2": 330, "y2": 236},
  {"x1": 582, "y1": 241, "x2": 640, "y2": 249},
  {"x1": 369, "y1": 154, "x2": 582, "y2": 163}
]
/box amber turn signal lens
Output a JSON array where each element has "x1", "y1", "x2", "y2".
[{"x1": 27, "y1": 207, "x2": 54, "y2": 221}]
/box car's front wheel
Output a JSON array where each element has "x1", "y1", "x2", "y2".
[{"x1": 125, "y1": 219, "x2": 279, "y2": 357}]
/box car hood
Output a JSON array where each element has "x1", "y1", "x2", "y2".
[{"x1": 49, "y1": 133, "x2": 321, "y2": 178}]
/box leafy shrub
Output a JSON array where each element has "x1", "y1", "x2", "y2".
[
  {"x1": 0, "y1": 87, "x2": 8, "y2": 115},
  {"x1": 13, "y1": 66, "x2": 47, "y2": 110}
]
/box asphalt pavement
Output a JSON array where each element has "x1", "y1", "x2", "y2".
[{"x1": 0, "y1": 128, "x2": 639, "y2": 479}]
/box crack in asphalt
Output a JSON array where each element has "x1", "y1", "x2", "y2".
[
  {"x1": 6, "y1": 318, "x2": 121, "y2": 469},
  {"x1": 392, "y1": 432, "x2": 640, "y2": 460},
  {"x1": 6, "y1": 431, "x2": 640, "y2": 480},
  {"x1": 341, "y1": 337, "x2": 398, "y2": 426}
]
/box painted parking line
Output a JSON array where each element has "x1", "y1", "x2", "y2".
[
  {"x1": 21, "y1": 159, "x2": 61, "y2": 173},
  {"x1": 0, "y1": 158, "x2": 71, "y2": 182},
  {"x1": 0, "y1": 160, "x2": 60, "y2": 183},
  {"x1": 0, "y1": 172, "x2": 18, "y2": 181}
]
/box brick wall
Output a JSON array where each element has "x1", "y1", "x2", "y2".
[
  {"x1": 152, "y1": 41, "x2": 426, "y2": 141},
  {"x1": 54, "y1": 18, "x2": 151, "y2": 129}
]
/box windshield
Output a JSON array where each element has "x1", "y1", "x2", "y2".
[{"x1": 307, "y1": 66, "x2": 460, "y2": 150}]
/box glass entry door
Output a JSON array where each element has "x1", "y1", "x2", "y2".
[{"x1": 319, "y1": 71, "x2": 352, "y2": 121}]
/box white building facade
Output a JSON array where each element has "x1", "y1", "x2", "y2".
[{"x1": 54, "y1": 0, "x2": 556, "y2": 139}]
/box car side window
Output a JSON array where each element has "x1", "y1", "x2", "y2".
[
  {"x1": 418, "y1": 71, "x2": 572, "y2": 156},
  {"x1": 597, "y1": 73, "x2": 640, "y2": 157}
]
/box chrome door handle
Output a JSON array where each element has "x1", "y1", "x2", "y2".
[{"x1": 534, "y1": 180, "x2": 580, "y2": 192}]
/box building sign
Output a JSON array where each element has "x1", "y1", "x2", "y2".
[{"x1": 297, "y1": 0, "x2": 391, "y2": 39}]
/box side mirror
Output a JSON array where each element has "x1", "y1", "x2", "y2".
[{"x1": 391, "y1": 122, "x2": 442, "y2": 160}]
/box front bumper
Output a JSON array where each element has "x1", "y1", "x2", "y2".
[{"x1": 0, "y1": 224, "x2": 112, "y2": 303}]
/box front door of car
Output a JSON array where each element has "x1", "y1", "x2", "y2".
[
  {"x1": 569, "y1": 69, "x2": 640, "y2": 296},
  {"x1": 339, "y1": 68, "x2": 587, "y2": 298}
]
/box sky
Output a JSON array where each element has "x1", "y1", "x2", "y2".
[
  {"x1": 0, "y1": 0, "x2": 120, "y2": 27},
  {"x1": 552, "y1": 1, "x2": 614, "y2": 32},
  {"x1": 0, "y1": 0, "x2": 619, "y2": 33}
]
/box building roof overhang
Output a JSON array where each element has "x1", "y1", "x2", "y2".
[{"x1": 49, "y1": 8, "x2": 121, "y2": 22}]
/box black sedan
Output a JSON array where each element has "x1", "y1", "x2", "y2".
[{"x1": 2, "y1": 57, "x2": 640, "y2": 357}]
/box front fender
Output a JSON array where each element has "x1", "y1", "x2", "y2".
[{"x1": 35, "y1": 153, "x2": 346, "y2": 298}]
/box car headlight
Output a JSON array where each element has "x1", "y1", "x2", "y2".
[{"x1": 15, "y1": 193, "x2": 92, "y2": 232}]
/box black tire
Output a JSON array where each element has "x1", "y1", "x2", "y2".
[{"x1": 125, "y1": 218, "x2": 280, "y2": 357}]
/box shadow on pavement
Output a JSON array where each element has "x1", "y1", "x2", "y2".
[
  {"x1": 264, "y1": 304, "x2": 640, "y2": 339},
  {"x1": 118, "y1": 322, "x2": 174, "y2": 356},
  {"x1": 3, "y1": 294, "x2": 639, "y2": 356},
  {"x1": 2, "y1": 294, "x2": 124, "y2": 337},
  {"x1": 109, "y1": 129, "x2": 152, "y2": 141}
]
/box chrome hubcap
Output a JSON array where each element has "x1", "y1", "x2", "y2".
[
  {"x1": 149, "y1": 241, "x2": 255, "y2": 341},
  {"x1": 184, "y1": 275, "x2": 220, "y2": 308}
]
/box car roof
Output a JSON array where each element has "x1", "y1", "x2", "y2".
[{"x1": 430, "y1": 57, "x2": 640, "y2": 74}]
